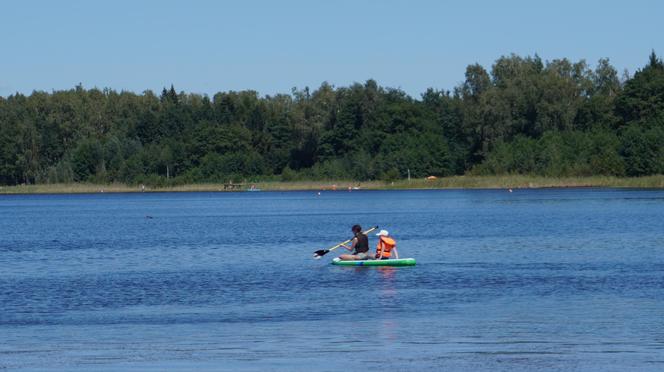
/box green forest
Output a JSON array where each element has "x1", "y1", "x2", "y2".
[{"x1": 1, "y1": 52, "x2": 663, "y2": 186}]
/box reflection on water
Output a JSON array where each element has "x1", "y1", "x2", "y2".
[{"x1": 1, "y1": 189, "x2": 664, "y2": 370}]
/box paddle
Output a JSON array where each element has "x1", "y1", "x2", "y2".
[{"x1": 313, "y1": 226, "x2": 379, "y2": 259}]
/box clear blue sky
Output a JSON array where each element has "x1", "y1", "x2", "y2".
[{"x1": 1, "y1": 0, "x2": 662, "y2": 98}]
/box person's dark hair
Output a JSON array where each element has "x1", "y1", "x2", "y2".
[{"x1": 351, "y1": 224, "x2": 362, "y2": 234}]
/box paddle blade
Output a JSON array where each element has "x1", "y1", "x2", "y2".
[{"x1": 313, "y1": 249, "x2": 329, "y2": 259}]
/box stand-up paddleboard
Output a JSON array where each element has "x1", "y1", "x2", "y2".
[{"x1": 331, "y1": 257, "x2": 416, "y2": 267}]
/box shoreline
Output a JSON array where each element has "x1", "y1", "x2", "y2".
[{"x1": 1, "y1": 175, "x2": 663, "y2": 194}]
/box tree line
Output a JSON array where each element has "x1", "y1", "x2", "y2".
[{"x1": 1, "y1": 52, "x2": 663, "y2": 186}]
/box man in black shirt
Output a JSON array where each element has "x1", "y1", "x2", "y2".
[{"x1": 338, "y1": 224, "x2": 370, "y2": 260}]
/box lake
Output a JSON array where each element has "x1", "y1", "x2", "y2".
[{"x1": 2, "y1": 189, "x2": 664, "y2": 371}]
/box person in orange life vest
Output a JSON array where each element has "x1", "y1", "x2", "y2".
[{"x1": 375, "y1": 229, "x2": 398, "y2": 260}]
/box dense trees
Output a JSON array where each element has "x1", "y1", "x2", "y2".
[{"x1": 0, "y1": 53, "x2": 663, "y2": 186}]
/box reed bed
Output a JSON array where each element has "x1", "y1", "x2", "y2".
[{"x1": 1, "y1": 175, "x2": 663, "y2": 194}]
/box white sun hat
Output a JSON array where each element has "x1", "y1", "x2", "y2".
[{"x1": 376, "y1": 229, "x2": 389, "y2": 236}]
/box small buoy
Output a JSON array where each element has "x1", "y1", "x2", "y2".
[{"x1": 317, "y1": 192, "x2": 321, "y2": 196}]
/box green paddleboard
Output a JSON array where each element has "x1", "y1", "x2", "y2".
[{"x1": 331, "y1": 257, "x2": 416, "y2": 267}]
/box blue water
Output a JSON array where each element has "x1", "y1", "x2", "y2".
[{"x1": 2, "y1": 189, "x2": 664, "y2": 371}]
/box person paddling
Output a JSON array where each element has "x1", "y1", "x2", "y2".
[
  {"x1": 338, "y1": 224, "x2": 370, "y2": 260},
  {"x1": 375, "y1": 230, "x2": 398, "y2": 260}
]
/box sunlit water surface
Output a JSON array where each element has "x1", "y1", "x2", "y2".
[{"x1": 2, "y1": 189, "x2": 664, "y2": 371}]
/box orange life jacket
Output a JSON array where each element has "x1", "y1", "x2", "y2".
[{"x1": 376, "y1": 236, "x2": 396, "y2": 258}]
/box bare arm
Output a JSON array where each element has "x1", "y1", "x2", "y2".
[{"x1": 342, "y1": 237, "x2": 358, "y2": 251}]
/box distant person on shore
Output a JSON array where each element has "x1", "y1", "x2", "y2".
[
  {"x1": 338, "y1": 225, "x2": 370, "y2": 260},
  {"x1": 375, "y1": 230, "x2": 398, "y2": 260}
]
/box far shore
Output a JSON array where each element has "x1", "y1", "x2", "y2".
[{"x1": 1, "y1": 175, "x2": 663, "y2": 194}]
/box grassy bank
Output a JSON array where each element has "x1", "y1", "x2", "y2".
[
  {"x1": 408, "y1": 175, "x2": 664, "y2": 189},
  {"x1": 1, "y1": 175, "x2": 664, "y2": 194}
]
